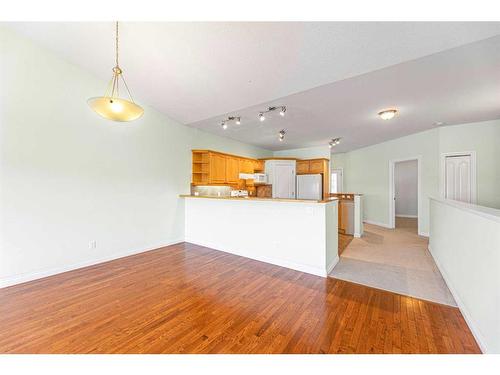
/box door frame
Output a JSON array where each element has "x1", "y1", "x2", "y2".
[
  {"x1": 388, "y1": 156, "x2": 422, "y2": 236},
  {"x1": 439, "y1": 151, "x2": 477, "y2": 204},
  {"x1": 330, "y1": 168, "x2": 344, "y2": 193}
]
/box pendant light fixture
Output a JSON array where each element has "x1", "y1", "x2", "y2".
[{"x1": 88, "y1": 22, "x2": 144, "y2": 122}]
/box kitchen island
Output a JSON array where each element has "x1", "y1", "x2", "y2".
[{"x1": 180, "y1": 195, "x2": 339, "y2": 277}]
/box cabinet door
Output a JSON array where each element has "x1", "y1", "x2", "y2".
[
  {"x1": 225, "y1": 157, "x2": 240, "y2": 184},
  {"x1": 254, "y1": 160, "x2": 265, "y2": 172},
  {"x1": 209, "y1": 153, "x2": 226, "y2": 183},
  {"x1": 309, "y1": 159, "x2": 324, "y2": 174},
  {"x1": 240, "y1": 159, "x2": 253, "y2": 174},
  {"x1": 338, "y1": 201, "x2": 346, "y2": 233},
  {"x1": 296, "y1": 160, "x2": 310, "y2": 175}
]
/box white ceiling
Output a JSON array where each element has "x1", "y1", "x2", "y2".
[{"x1": 5, "y1": 22, "x2": 500, "y2": 151}]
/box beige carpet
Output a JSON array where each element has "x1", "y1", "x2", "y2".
[{"x1": 330, "y1": 218, "x2": 456, "y2": 306}]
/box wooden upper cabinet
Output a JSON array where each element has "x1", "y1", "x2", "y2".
[
  {"x1": 296, "y1": 160, "x2": 310, "y2": 175},
  {"x1": 240, "y1": 159, "x2": 254, "y2": 174},
  {"x1": 225, "y1": 156, "x2": 240, "y2": 184},
  {"x1": 209, "y1": 153, "x2": 226, "y2": 183},
  {"x1": 309, "y1": 159, "x2": 325, "y2": 174},
  {"x1": 254, "y1": 160, "x2": 265, "y2": 172}
]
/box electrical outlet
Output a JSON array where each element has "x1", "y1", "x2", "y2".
[{"x1": 89, "y1": 240, "x2": 96, "y2": 249}]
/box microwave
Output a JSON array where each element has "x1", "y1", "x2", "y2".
[{"x1": 253, "y1": 173, "x2": 267, "y2": 184}]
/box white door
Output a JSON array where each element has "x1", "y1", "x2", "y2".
[
  {"x1": 274, "y1": 164, "x2": 295, "y2": 199},
  {"x1": 445, "y1": 155, "x2": 472, "y2": 203},
  {"x1": 330, "y1": 168, "x2": 343, "y2": 193}
]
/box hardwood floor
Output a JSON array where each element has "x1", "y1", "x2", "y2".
[{"x1": 0, "y1": 243, "x2": 480, "y2": 354}]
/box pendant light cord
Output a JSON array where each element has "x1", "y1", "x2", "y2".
[{"x1": 115, "y1": 21, "x2": 119, "y2": 67}]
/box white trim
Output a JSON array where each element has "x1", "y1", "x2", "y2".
[
  {"x1": 419, "y1": 232, "x2": 429, "y2": 237},
  {"x1": 330, "y1": 167, "x2": 344, "y2": 193},
  {"x1": 388, "y1": 156, "x2": 423, "y2": 236},
  {"x1": 326, "y1": 256, "x2": 339, "y2": 275},
  {"x1": 439, "y1": 151, "x2": 477, "y2": 204},
  {"x1": 0, "y1": 238, "x2": 184, "y2": 289},
  {"x1": 395, "y1": 214, "x2": 418, "y2": 218},
  {"x1": 363, "y1": 219, "x2": 392, "y2": 229},
  {"x1": 428, "y1": 245, "x2": 486, "y2": 353},
  {"x1": 185, "y1": 238, "x2": 329, "y2": 278}
]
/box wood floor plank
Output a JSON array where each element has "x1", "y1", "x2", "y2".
[{"x1": 0, "y1": 242, "x2": 481, "y2": 354}]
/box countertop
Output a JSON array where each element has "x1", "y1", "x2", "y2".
[{"x1": 179, "y1": 195, "x2": 338, "y2": 204}]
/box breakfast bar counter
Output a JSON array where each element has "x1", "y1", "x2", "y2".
[{"x1": 180, "y1": 195, "x2": 339, "y2": 277}]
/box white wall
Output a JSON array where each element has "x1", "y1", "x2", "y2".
[
  {"x1": 395, "y1": 159, "x2": 418, "y2": 217},
  {"x1": 0, "y1": 27, "x2": 271, "y2": 287},
  {"x1": 429, "y1": 198, "x2": 500, "y2": 353},
  {"x1": 185, "y1": 197, "x2": 338, "y2": 277}
]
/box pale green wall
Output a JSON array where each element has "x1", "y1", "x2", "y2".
[
  {"x1": 0, "y1": 27, "x2": 270, "y2": 284},
  {"x1": 332, "y1": 129, "x2": 439, "y2": 233},
  {"x1": 330, "y1": 120, "x2": 500, "y2": 234},
  {"x1": 273, "y1": 145, "x2": 331, "y2": 159},
  {"x1": 438, "y1": 120, "x2": 500, "y2": 209}
]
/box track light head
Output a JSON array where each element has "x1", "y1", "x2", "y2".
[
  {"x1": 221, "y1": 121, "x2": 227, "y2": 130},
  {"x1": 279, "y1": 106, "x2": 286, "y2": 116},
  {"x1": 235, "y1": 117, "x2": 241, "y2": 125},
  {"x1": 259, "y1": 113, "x2": 265, "y2": 122},
  {"x1": 329, "y1": 137, "x2": 341, "y2": 148},
  {"x1": 279, "y1": 129, "x2": 286, "y2": 142}
]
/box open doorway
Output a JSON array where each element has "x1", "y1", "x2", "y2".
[
  {"x1": 394, "y1": 160, "x2": 418, "y2": 233},
  {"x1": 388, "y1": 156, "x2": 423, "y2": 236}
]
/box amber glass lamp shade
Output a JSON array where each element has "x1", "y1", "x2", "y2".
[{"x1": 87, "y1": 97, "x2": 144, "y2": 122}]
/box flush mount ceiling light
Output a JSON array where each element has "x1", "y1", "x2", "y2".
[
  {"x1": 88, "y1": 22, "x2": 144, "y2": 122},
  {"x1": 328, "y1": 138, "x2": 341, "y2": 149},
  {"x1": 278, "y1": 129, "x2": 286, "y2": 142},
  {"x1": 258, "y1": 106, "x2": 286, "y2": 122},
  {"x1": 219, "y1": 116, "x2": 241, "y2": 130},
  {"x1": 378, "y1": 108, "x2": 398, "y2": 120}
]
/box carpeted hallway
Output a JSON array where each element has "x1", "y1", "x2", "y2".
[{"x1": 330, "y1": 218, "x2": 456, "y2": 306}]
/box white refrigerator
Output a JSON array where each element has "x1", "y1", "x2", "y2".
[{"x1": 296, "y1": 174, "x2": 323, "y2": 200}]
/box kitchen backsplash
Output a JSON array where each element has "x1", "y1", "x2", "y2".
[{"x1": 191, "y1": 185, "x2": 232, "y2": 197}]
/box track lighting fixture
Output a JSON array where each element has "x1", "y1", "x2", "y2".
[
  {"x1": 258, "y1": 106, "x2": 286, "y2": 121},
  {"x1": 219, "y1": 116, "x2": 241, "y2": 129},
  {"x1": 279, "y1": 129, "x2": 286, "y2": 142},
  {"x1": 328, "y1": 138, "x2": 341, "y2": 148}
]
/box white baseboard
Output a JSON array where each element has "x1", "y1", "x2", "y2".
[
  {"x1": 396, "y1": 214, "x2": 418, "y2": 218},
  {"x1": 419, "y1": 231, "x2": 429, "y2": 237},
  {"x1": 326, "y1": 256, "x2": 339, "y2": 275},
  {"x1": 185, "y1": 238, "x2": 329, "y2": 278},
  {"x1": 428, "y1": 245, "x2": 487, "y2": 354},
  {"x1": 0, "y1": 238, "x2": 184, "y2": 289},
  {"x1": 363, "y1": 220, "x2": 392, "y2": 229}
]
